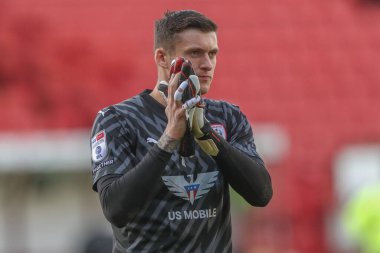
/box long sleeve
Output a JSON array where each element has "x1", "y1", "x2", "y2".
[
  {"x1": 96, "y1": 145, "x2": 172, "y2": 227},
  {"x1": 214, "y1": 138, "x2": 272, "y2": 207},
  {"x1": 204, "y1": 100, "x2": 273, "y2": 207}
]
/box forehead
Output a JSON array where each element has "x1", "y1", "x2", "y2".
[{"x1": 173, "y1": 29, "x2": 218, "y2": 52}]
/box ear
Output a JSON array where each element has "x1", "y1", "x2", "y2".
[{"x1": 154, "y1": 48, "x2": 170, "y2": 69}]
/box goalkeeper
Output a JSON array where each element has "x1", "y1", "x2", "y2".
[{"x1": 90, "y1": 10, "x2": 272, "y2": 253}]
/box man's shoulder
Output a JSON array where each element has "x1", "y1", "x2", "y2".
[
  {"x1": 92, "y1": 93, "x2": 146, "y2": 126},
  {"x1": 97, "y1": 93, "x2": 145, "y2": 116},
  {"x1": 204, "y1": 98, "x2": 240, "y2": 112}
]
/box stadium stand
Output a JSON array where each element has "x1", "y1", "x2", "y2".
[{"x1": 0, "y1": 0, "x2": 380, "y2": 252}]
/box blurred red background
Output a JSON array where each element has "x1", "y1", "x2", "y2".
[{"x1": 1, "y1": 0, "x2": 380, "y2": 252}]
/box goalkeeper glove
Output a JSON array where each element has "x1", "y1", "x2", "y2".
[
  {"x1": 188, "y1": 106, "x2": 222, "y2": 157},
  {"x1": 158, "y1": 57, "x2": 201, "y2": 157},
  {"x1": 185, "y1": 77, "x2": 222, "y2": 157}
]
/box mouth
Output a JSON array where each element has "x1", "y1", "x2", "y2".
[{"x1": 197, "y1": 76, "x2": 212, "y2": 82}]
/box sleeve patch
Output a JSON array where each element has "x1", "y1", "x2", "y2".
[
  {"x1": 91, "y1": 130, "x2": 108, "y2": 162},
  {"x1": 211, "y1": 124, "x2": 227, "y2": 140}
]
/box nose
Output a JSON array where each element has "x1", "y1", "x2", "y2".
[{"x1": 199, "y1": 54, "x2": 213, "y2": 71}]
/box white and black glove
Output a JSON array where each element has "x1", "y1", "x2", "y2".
[
  {"x1": 183, "y1": 76, "x2": 222, "y2": 157},
  {"x1": 187, "y1": 107, "x2": 220, "y2": 156},
  {"x1": 158, "y1": 57, "x2": 222, "y2": 157},
  {"x1": 158, "y1": 57, "x2": 200, "y2": 157}
]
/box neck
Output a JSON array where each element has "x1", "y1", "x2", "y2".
[
  {"x1": 151, "y1": 66, "x2": 170, "y2": 106},
  {"x1": 150, "y1": 81, "x2": 167, "y2": 106}
]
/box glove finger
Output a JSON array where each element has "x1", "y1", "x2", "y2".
[
  {"x1": 167, "y1": 73, "x2": 181, "y2": 105},
  {"x1": 174, "y1": 80, "x2": 189, "y2": 102},
  {"x1": 180, "y1": 60, "x2": 196, "y2": 102},
  {"x1": 187, "y1": 106, "x2": 196, "y2": 125},
  {"x1": 180, "y1": 60, "x2": 194, "y2": 78},
  {"x1": 192, "y1": 107, "x2": 206, "y2": 139},
  {"x1": 188, "y1": 75, "x2": 200, "y2": 95},
  {"x1": 182, "y1": 96, "x2": 201, "y2": 109},
  {"x1": 170, "y1": 57, "x2": 185, "y2": 77}
]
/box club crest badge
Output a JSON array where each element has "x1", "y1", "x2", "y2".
[
  {"x1": 211, "y1": 124, "x2": 227, "y2": 139},
  {"x1": 91, "y1": 130, "x2": 108, "y2": 162}
]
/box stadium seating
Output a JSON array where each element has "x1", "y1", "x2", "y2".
[{"x1": 1, "y1": 0, "x2": 380, "y2": 252}]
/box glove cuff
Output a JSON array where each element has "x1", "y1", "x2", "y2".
[
  {"x1": 195, "y1": 139, "x2": 219, "y2": 156},
  {"x1": 195, "y1": 124, "x2": 225, "y2": 156}
]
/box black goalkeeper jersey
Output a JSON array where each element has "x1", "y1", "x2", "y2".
[{"x1": 90, "y1": 90, "x2": 263, "y2": 253}]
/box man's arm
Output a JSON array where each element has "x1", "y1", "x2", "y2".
[
  {"x1": 188, "y1": 101, "x2": 273, "y2": 207},
  {"x1": 95, "y1": 73, "x2": 187, "y2": 228},
  {"x1": 97, "y1": 134, "x2": 177, "y2": 228},
  {"x1": 213, "y1": 138, "x2": 272, "y2": 207}
]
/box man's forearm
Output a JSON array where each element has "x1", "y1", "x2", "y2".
[
  {"x1": 214, "y1": 139, "x2": 273, "y2": 207},
  {"x1": 97, "y1": 135, "x2": 176, "y2": 228}
]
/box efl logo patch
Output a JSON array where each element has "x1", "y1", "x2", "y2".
[
  {"x1": 211, "y1": 124, "x2": 227, "y2": 139},
  {"x1": 91, "y1": 130, "x2": 108, "y2": 162}
]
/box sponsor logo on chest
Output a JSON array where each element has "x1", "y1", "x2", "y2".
[
  {"x1": 162, "y1": 171, "x2": 219, "y2": 221},
  {"x1": 168, "y1": 208, "x2": 217, "y2": 221}
]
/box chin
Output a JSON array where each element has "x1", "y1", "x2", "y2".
[
  {"x1": 200, "y1": 82, "x2": 211, "y2": 95},
  {"x1": 200, "y1": 86, "x2": 210, "y2": 95}
]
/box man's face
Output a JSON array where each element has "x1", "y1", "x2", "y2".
[{"x1": 170, "y1": 29, "x2": 218, "y2": 95}]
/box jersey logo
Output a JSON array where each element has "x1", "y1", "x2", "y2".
[
  {"x1": 91, "y1": 130, "x2": 108, "y2": 162},
  {"x1": 162, "y1": 171, "x2": 219, "y2": 205},
  {"x1": 146, "y1": 137, "x2": 158, "y2": 144},
  {"x1": 98, "y1": 108, "x2": 110, "y2": 117},
  {"x1": 211, "y1": 124, "x2": 227, "y2": 139}
]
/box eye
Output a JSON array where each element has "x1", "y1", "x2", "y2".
[
  {"x1": 209, "y1": 51, "x2": 218, "y2": 59},
  {"x1": 189, "y1": 50, "x2": 202, "y2": 58}
]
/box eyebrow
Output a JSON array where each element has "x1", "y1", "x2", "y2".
[{"x1": 184, "y1": 47, "x2": 219, "y2": 53}]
